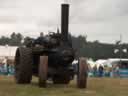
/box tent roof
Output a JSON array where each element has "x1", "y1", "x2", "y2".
[{"x1": 0, "y1": 46, "x2": 17, "y2": 57}]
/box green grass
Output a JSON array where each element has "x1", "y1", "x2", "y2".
[{"x1": 0, "y1": 76, "x2": 128, "y2": 96}]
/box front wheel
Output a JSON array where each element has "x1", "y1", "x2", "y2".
[
  {"x1": 38, "y1": 56, "x2": 48, "y2": 87},
  {"x1": 77, "y1": 57, "x2": 88, "y2": 88}
]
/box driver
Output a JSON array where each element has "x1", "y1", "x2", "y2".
[{"x1": 34, "y1": 32, "x2": 46, "y2": 46}]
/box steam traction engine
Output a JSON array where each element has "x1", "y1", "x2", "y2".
[{"x1": 14, "y1": 3, "x2": 87, "y2": 88}]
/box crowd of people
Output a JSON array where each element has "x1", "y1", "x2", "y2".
[
  {"x1": 0, "y1": 58, "x2": 15, "y2": 76},
  {"x1": 88, "y1": 64, "x2": 125, "y2": 78},
  {"x1": 72, "y1": 59, "x2": 127, "y2": 78}
]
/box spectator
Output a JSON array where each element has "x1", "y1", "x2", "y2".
[
  {"x1": 104, "y1": 65, "x2": 111, "y2": 77},
  {"x1": 0, "y1": 63, "x2": 3, "y2": 75},
  {"x1": 8, "y1": 65, "x2": 15, "y2": 76},
  {"x1": 0, "y1": 63, "x2": 6, "y2": 75},
  {"x1": 112, "y1": 64, "x2": 119, "y2": 77},
  {"x1": 115, "y1": 64, "x2": 119, "y2": 77},
  {"x1": 93, "y1": 64, "x2": 97, "y2": 77},
  {"x1": 98, "y1": 64, "x2": 104, "y2": 77},
  {"x1": 87, "y1": 64, "x2": 93, "y2": 77}
]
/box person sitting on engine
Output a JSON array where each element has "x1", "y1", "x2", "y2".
[{"x1": 34, "y1": 32, "x2": 46, "y2": 47}]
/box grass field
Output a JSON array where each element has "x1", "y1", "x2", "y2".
[{"x1": 0, "y1": 76, "x2": 128, "y2": 96}]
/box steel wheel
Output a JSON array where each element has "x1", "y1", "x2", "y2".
[
  {"x1": 15, "y1": 47, "x2": 32, "y2": 84},
  {"x1": 77, "y1": 57, "x2": 88, "y2": 88},
  {"x1": 38, "y1": 56, "x2": 48, "y2": 87}
]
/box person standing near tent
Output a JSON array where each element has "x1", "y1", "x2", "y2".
[
  {"x1": 93, "y1": 64, "x2": 97, "y2": 77},
  {"x1": 98, "y1": 64, "x2": 104, "y2": 77},
  {"x1": 2, "y1": 57, "x2": 8, "y2": 75},
  {"x1": 0, "y1": 63, "x2": 3, "y2": 75}
]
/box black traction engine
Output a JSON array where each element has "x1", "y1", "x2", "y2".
[{"x1": 14, "y1": 3, "x2": 88, "y2": 88}]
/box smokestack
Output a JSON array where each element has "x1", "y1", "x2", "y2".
[{"x1": 61, "y1": 3, "x2": 69, "y2": 41}]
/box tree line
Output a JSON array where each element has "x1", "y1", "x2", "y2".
[
  {"x1": 72, "y1": 35, "x2": 128, "y2": 60},
  {"x1": 0, "y1": 32, "x2": 127, "y2": 60},
  {"x1": 0, "y1": 32, "x2": 23, "y2": 46}
]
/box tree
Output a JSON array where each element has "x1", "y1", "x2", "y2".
[
  {"x1": 10, "y1": 32, "x2": 23, "y2": 46},
  {"x1": 0, "y1": 36, "x2": 10, "y2": 45}
]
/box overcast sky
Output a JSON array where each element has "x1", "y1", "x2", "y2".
[{"x1": 0, "y1": 0, "x2": 128, "y2": 43}]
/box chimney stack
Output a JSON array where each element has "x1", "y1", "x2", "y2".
[{"x1": 61, "y1": 3, "x2": 69, "y2": 41}]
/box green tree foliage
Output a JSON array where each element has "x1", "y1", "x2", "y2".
[
  {"x1": 10, "y1": 32, "x2": 23, "y2": 46},
  {"x1": 0, "y1": 36, "x2": 10, "y2": 45},
  {"x1": 0, "y1": 32, "x2": 23, "y2": 46},
  {"x1": 71, "y1": 35, "x2": 128, "y2": 60}
]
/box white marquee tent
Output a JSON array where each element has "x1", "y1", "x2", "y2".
[{"x1": 0, "y1": 45, "x2": 17, "y2": 59}]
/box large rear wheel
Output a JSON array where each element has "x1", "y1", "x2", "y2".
[
  {"x1": 15, "y1": 47, "x2": 32, "y2": 84},
  {"x1": 38, "y1": 56, "x2": 48, "y2": 87},
  {"x1": 77, "y1": 57, "x2": 88, "y2": 88}
]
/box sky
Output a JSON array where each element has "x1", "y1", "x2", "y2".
[{"x1": 0, "y1": 0, "x2": 128, "y2": 43}]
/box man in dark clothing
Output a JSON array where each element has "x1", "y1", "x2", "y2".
[
  {"x1": 93, "y1": 65, "x2": 97, "y2": 77},
  {"x1": 34, "y1": 32, "x2": 45, "y2": 45},
  {"x1": 98, "y1": 65, "x2": 104, "y2": 77}
]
